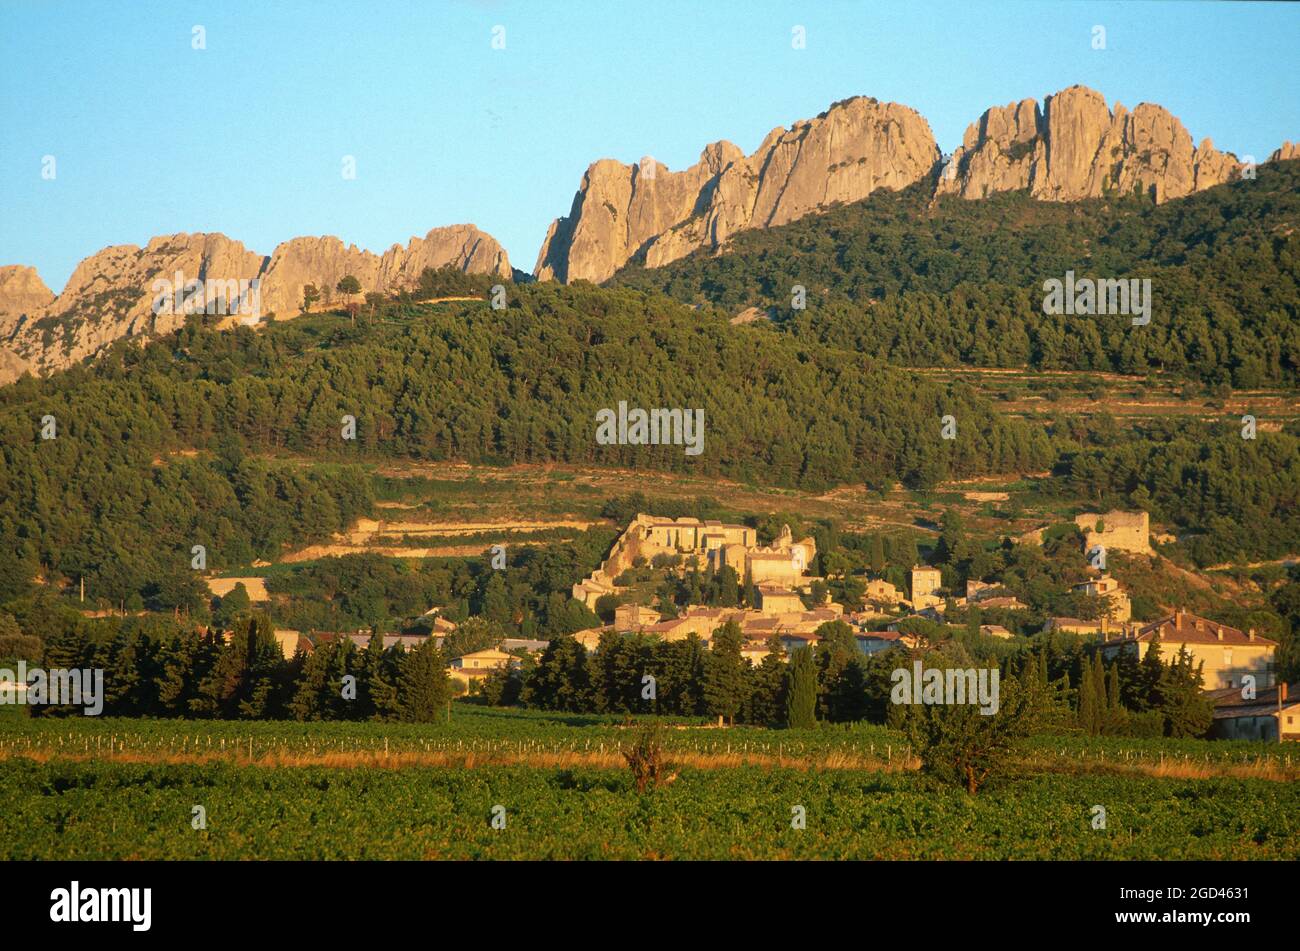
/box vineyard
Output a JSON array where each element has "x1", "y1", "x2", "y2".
[
  {"x1": 2, "y1": 758, "x2": 1296, "y2": 860},
  {"x1": 1, "y1": 707, "x2": 1297, "y2": 859}
]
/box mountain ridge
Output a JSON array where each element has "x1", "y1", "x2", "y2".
[
  {"x1": 3, "y1": 83, "x2": 1296, "y2": 386},
  {"x1": 0, "y1": 224, "x2": 510, "y2": 384},
  {"x1": 537, "y1": 84, "x2": 1295, "y2": 285}
]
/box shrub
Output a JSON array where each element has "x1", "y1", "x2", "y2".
[
  {"x1": 901, "y1": 676, "x2": 1033, "y2": 794},
  {"x1": 621, "y1": 723, "x2": 676, "y2": 793}
]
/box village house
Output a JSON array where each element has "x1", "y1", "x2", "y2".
[
  {"x1": 980, "y1": 624, "x2": 1013, "y2": 639},
  {"x1": 447, "y1": 647, "x2": 519, "y2": 690},
  {"x1": 856, "y1": 631, "x2": 911, "y2": 655},
  {"x1": 1208, "y1": 682, "x2": 1300, "y2": 742},
  {"x1": 273, "y1": 630, "x2": 301, "y2": 659},
  {"x1": 450, "y1": 647, "x2": 516, "y2": 671},
  {"x1": 613, "y1": 603, "x2": 663, "y2": 630},
  {"x1": 1099, "y1": 611, "x2": 1278, "y2": 690},
  {"x1": 754, "y1": 585, "x2": 806, "y2": 615},
  {"x1": 910, "y1": 566, "x2": 943, "y2": 609},
  {"x1": 1042, "y1": 616, "x2": 1117, "y2": 638},
  {"x1": 1071, "y1": 575, "x2": 1132, "y2": 622},
  {"x1": 499, "y1": 638, "x2": 548, "y2": 655},
  {"x1": 343, "y1": 631, "x2": 440, "y2": 652},
  {"x1": 976, "y1": 595, "x2": 1027, "y2": 611},
  {"x1": 863, "y1": 578, "x2": 903, "y2": 604}
]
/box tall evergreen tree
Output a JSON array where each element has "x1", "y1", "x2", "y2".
[
  {"x1": 397, "y1": 639, "x2": 450, "y2": 723},
  {"x1": 785, "y1": 647, "x2": 818, "y2": 729},
  {"x1": 703, "y1": 621, "x2": 746, "y2": 725}
]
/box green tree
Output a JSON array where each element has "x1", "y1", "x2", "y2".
[
  {"x1": 903, "y1": 675, "x2": 1033, "y2": 794},
  {"x1": 784, "y1": 646, "x2": 818, "y2": 729},
  {"x1": 703, "y1": 621, "x2": 745, "y2": 725},
  {"x1": 302, "y1": 284, "x2": 321, "y2": 312},
  {"x1": 397, "y1": 639, "x2": 451, "y2": 722}
]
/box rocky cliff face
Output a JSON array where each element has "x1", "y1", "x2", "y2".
[
  {"x1": 1271, "y1": 141, "x2": 1300, "y2": 163},
  {"x1": 0, "y1": 225, "x2": 509, "y2": 385},
  {"x1": 535, "y1": 96, "x2": 941, "y2": 283},
  {"x1": 0, "y1": 265, "x2": 55, "y2": 339},
  {"x1": 258, "y1": 224, "x2": 509, "y2": 318},
  {"x1": 936, "y1": 85, "x2": 1244, "y2": 202},
  {"x1": 541, "y1": 85, "x2": 1292, "y2": 283}
]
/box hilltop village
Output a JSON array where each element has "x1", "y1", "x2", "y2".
[{"x1": 243, "y1": 511, "x2": 1294, "y2": 742}]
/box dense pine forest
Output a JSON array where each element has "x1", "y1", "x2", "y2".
[
  {"x1": 0, "y1": 281, "x2": 1052, "y2": 606},
  {"x1": 0, "y1": 163, "x2": 1297, "y2": 644},
  {"x1": 612, "y1": 160, "x2": 1300, "y2": 386}
]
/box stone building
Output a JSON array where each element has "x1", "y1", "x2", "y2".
[
  {"x1": 1099, "y1": 611, "x2": 1278, "y2": 690},
  {"x1": 1075, "y1": 510, "x2": 1152, "y2": 556},
  {"x1": 910, "y1": 566, "x2": 943, "y2": 608},
  {"x1": 754, "y1": 585, "x2": 806, "y2": 615},
  {"x1": 573, "y1": 514, "x2": 816, "y2": 608},
  {"x1": 864, "y1": 578, "x2": 903, "y2": 604},
  {"x1": 1209, "y1": 683, "x2": 1300, "y2": 742},
  {"x1": 1071, "y1": 575, "x2": 1132, "y2": 622}
]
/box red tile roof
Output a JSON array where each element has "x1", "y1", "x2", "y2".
[{"x1": 1131, "y1": 612, "x2": 1277, "y2": 647}]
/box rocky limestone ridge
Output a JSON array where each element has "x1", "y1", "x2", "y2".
[
  {"x1": 0, "y1": 224, "x2": 510, "y2": 385},
  {"x1": 258, "y1": 224, "x2": 509, "y2": 317},
  {"x1": 535, "y1": 96, "x2": 941, "y2": 283},
  {"x1": 538, "y1": 85, "x2": 1298, "y2": 283},
  {"x1": 1271, "y1": 141, "x2": 1300, "y2": 163},
  {"x1": 936, "y1": 85, "x2": 1246, "y2": 202},
  {"x1": 0, "y1": 265, "x2": 55, "y2": 340}
]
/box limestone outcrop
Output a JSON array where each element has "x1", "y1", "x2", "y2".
[
  {"x1": 0, "y1": 225, "x2": 509, "y2": 385},
  {"x1": 538, "y1": 85, "x2": 1295, "y2": 284},
  {"x1": 535, "y1": 96, "x2": 941, "y2": 283},
  {"x1": 258, "y1": 224, "x2": 509, "y2": 318},
  {"x1": 1270, "y1": 141, "x2": 1300, "y2": 163},
  {"x1": 0, "y1": 265, "x2": 55, "y2": 340},
  {"x1": 936, "y1": 85, "x2": 1244, "y2": 203}
]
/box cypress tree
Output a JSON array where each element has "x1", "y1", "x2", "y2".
[
  {"x1": 397, "y1": 639, "x2": 450, "y2": 723},
  {"x1": 869, "y1": 534, "x2": 886, "y2": 574},
  {"x1": 703, "y1": 621, "x2": 745, "y2": 725},
  {"x1": 1076, "y1": 661, "x2": 1098, "y2": 735},
  {"x1": 785, "y1": 647, "x2": 818, "y2": 729}
]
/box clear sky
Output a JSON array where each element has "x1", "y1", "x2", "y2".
[{"x1": 2, "y1": 0, "x2": 1297, "y2": 291}]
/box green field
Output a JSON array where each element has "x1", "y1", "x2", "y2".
[{"x1": 2, "y1": 708, "x2": 1296, "y2": 860}]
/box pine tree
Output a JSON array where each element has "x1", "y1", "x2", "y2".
[{"x1": 1159, "y1": 647, "x2": 1214, "y2": 738}]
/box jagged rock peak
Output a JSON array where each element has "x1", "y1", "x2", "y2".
[
  {"x1": 937, "y1": 85, "x2": 1244, "y2": 203},
  {"x1": 535, "y1": 95, "x2": 940, "y2": 283},
  {"x1": 0, "y1": 223, "x2": 510, "y2": 386},
  {"x1": 0, "y1": 265, "x2": 55, "y2": 320}
]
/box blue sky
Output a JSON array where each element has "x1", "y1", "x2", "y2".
[{"x1": 2, "y1": 0, "x2": 1297, "y2": 291}]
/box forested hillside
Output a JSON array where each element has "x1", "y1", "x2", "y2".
[
  {"x1": 611, "y1": 161, "x2": 1300, "y2": 386},
  {"x1": 0, "y1": 282, "x2": 1051, "y2": 607}
]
